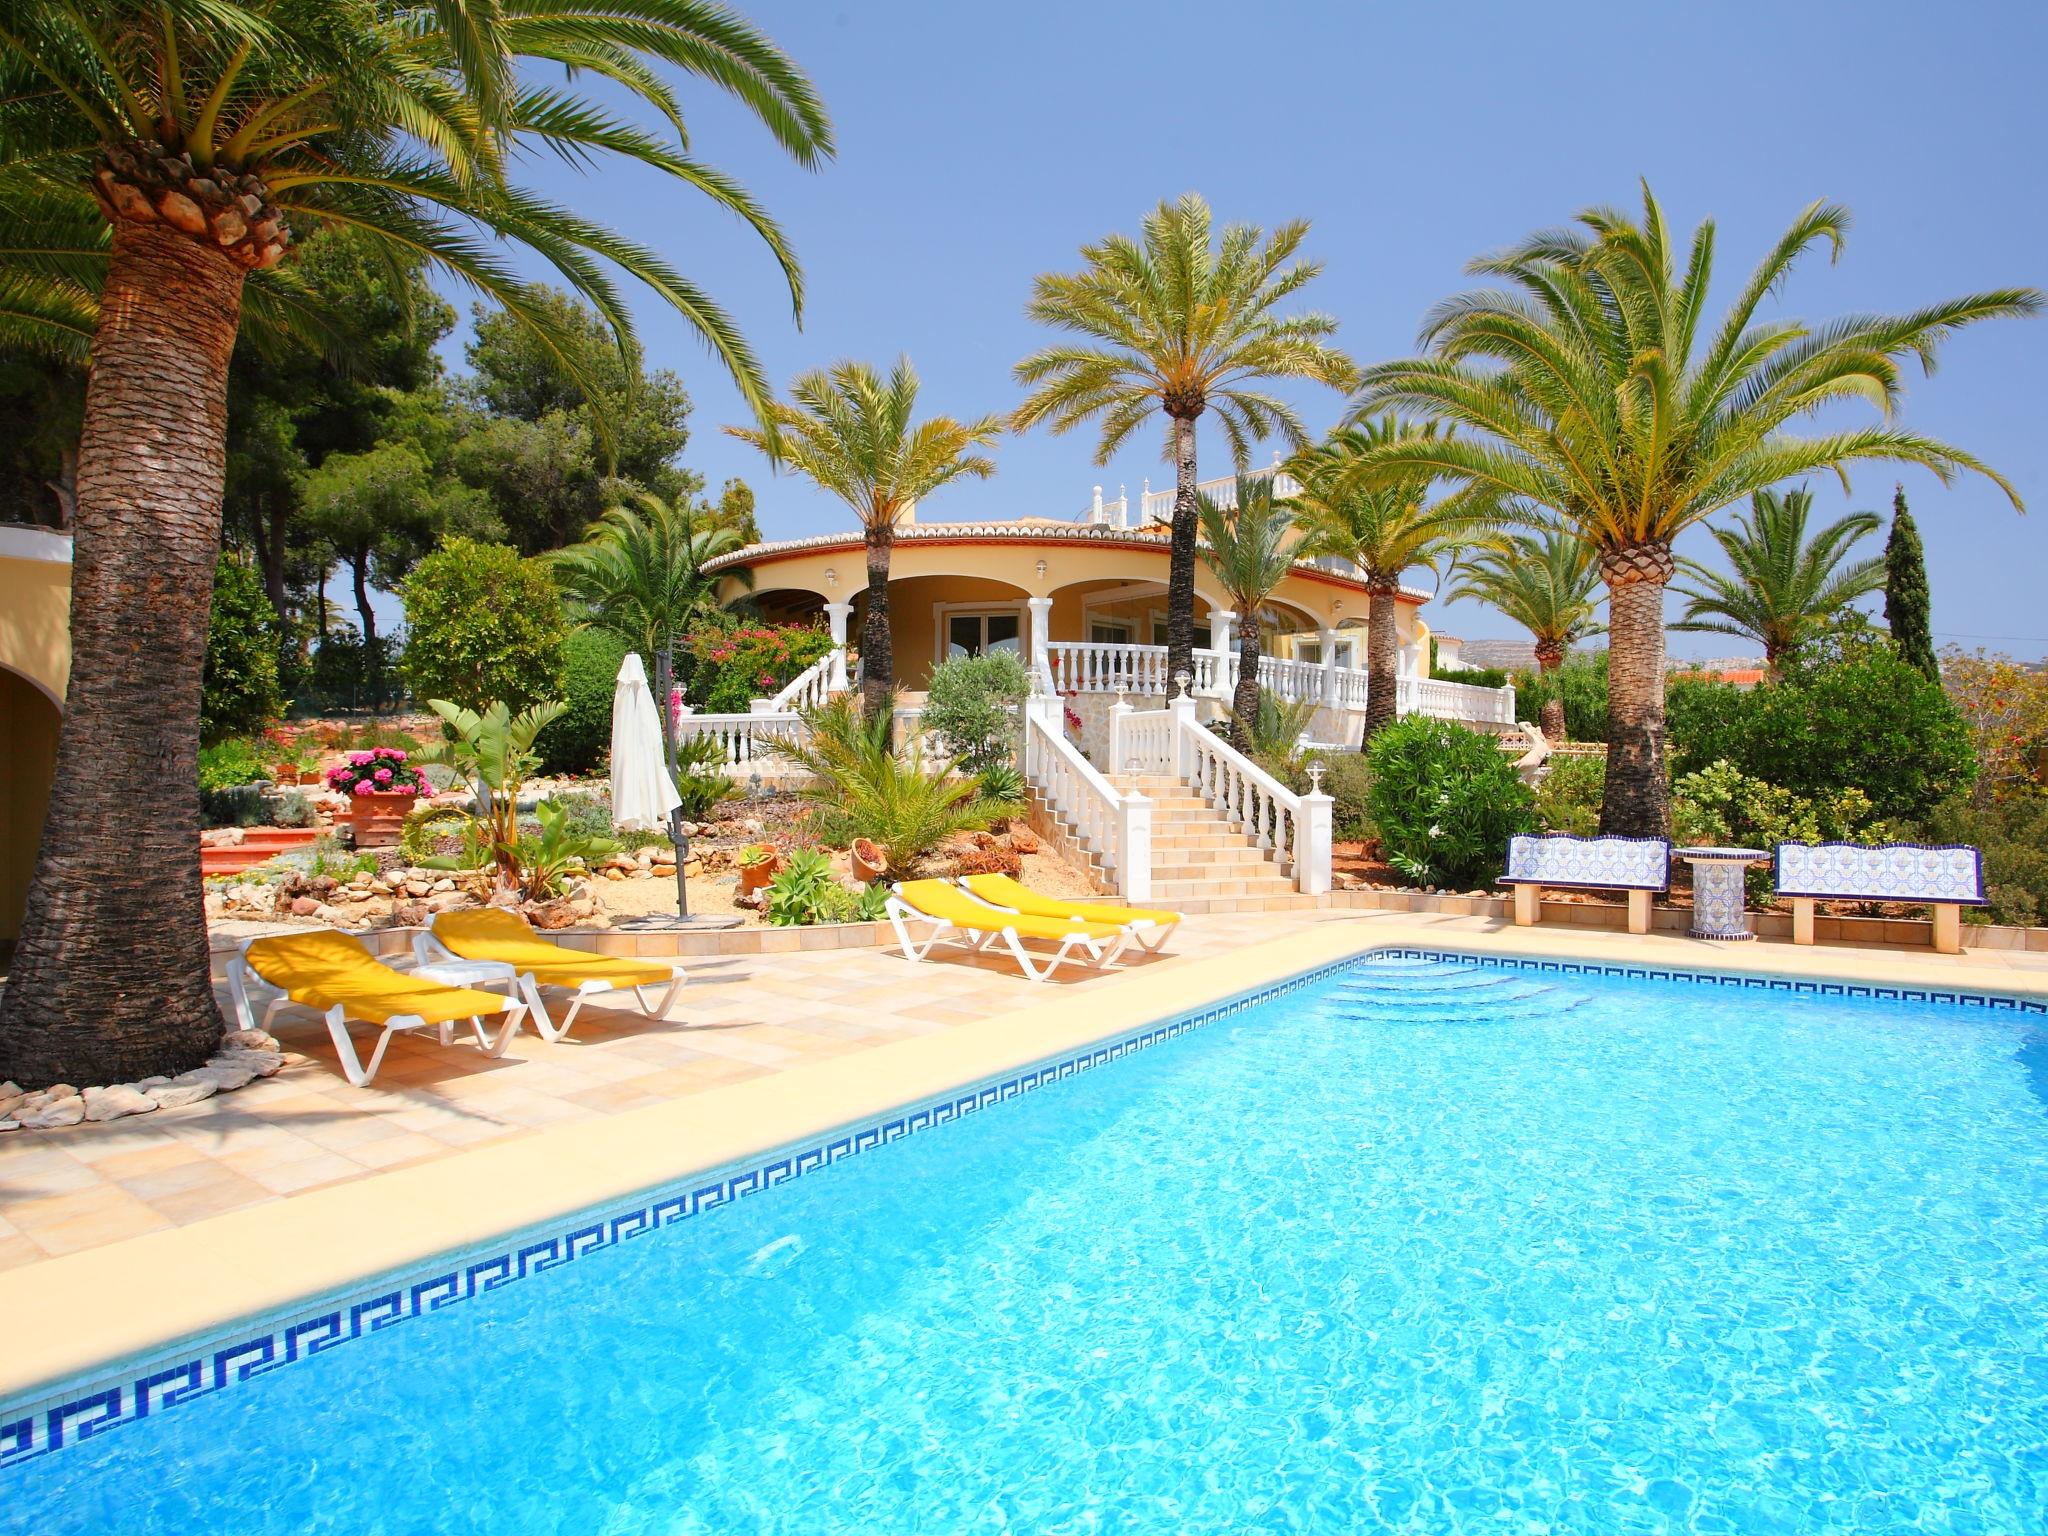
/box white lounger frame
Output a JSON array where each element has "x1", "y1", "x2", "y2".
[
  {"x1": 227, "y1": 937, "x2": 528, "y2": 1088},
  {"x1": 885, "y1": 890, "x2": 1130, "y2": 982},
  {"x1": 412, "y1": 925, "x2": 687, "y2": 1040},
  {"x1": 953, "y1": 879, "x2": 1176, "y2": 953}
]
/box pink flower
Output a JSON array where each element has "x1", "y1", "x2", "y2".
[
  {"x1": 351, "y1": 781, "x2": 374, "y2": 796},
  {"x1": 349, "y1": 751, "x2": 373, "y2": 766},
  {"x1": 373, "y1": 767, "x2": 393, "y2": 783}
]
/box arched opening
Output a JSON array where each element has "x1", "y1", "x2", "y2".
[
  {"x1": 1047, "y1": 578, "x2": 1220, "y2": 650},
  {"x1": 741, "y1": 586, "x2": 830, "y2": 629},
  {"x1": 854, "y1": 574, "x2": 1033, "y2": 693},
  {"x1": 0, "y1": 666, "x2": 60, "y2": 950}
]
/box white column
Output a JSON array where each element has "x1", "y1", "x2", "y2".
[
  {"x1": 1317, "y1": 627, "x2": 1340, "y2": 707},
  {"x1": 823, "y1": 600, "x2": 853, "y2": 692},
  {"x1": 1026, "y1": 595, "x2": 1054, "y2": 686},
  {"x1": 1108, "y1": 696, "x2": 1132, "y2": 775},
  {"x1": 1117, "y1": 792, "x2": 1153, "y2": 902},
  {"x1": 1207, "y1": 610, "x2": 1235, "y2": 698},
  {"x1": 1169, "y1": 692, "x2": 1199, "y2": 779}
]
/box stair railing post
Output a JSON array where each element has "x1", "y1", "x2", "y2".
[
  {"x1": 1299, "y1": 764, "x2": 1333, "y2": 896},
  {"x1": 1118, "y1": 791, "x2": 1152, "y2": 903},
  {"x1": 1108, "y1": 689, "x2": 1132, "y2": 776},
  {"x1": 1169, "y1": 682, "x2": 1198, "y2": 780}
]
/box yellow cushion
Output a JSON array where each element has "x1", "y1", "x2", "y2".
[
  {"x1": 960, "y1": 873, "x2": 1182, "y2": 930},
  {"x1": 431, "y1": 908, "x2": 672, "y2": 989},
  {"x1": 246, "y1": 932, "x2": 512, "y2": 1027},
  {"x1": 895, "y1": 880, "x2": 1123, "y2": 943}
]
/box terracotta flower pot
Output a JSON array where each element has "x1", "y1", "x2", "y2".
[
  {"x1": 737, "y1": 855, "x2": 780, "y2": 895},
  {"x1": 349, "y1": 791, "x2": 418, "y2": 849},
  {"x1": 850, "y1": 837, "x2": 886, "y2": 884}
]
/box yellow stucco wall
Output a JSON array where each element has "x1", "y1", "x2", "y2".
[
  {"x1": 717, "y1": 531, "x2": 1418, "y2": 663},
  {"x1": 0, "y1": 532, "x2": 71, "y2": 946},
  {"x1": 0, "y1": 535, "x2": 74, "y2": 706}
]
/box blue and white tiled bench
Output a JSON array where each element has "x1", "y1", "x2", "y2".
[
  {"x1": 1501, "y1": 834, "x2": 1671, "y2": 935},
  {"x1": 1774, "y1": 842, "x2": 1987, "y2": 954}
]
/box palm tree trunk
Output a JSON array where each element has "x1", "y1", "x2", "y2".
[
  {"x1": 1230, "y1": 606, "x2": 1261, "y2": 752},
  {"x1": 1533, "y1": 641, "x2": 1566, "y2": 742},
  {"x1": 0, "y1": 221, "x2": 245, "y2": 1088},
  {"x1": 1599, "y1": 543, "x2": 1675, "y2": 838},
  {"x1": 1163, "y1": 412, "x2": 1200, "y2": 693},
  {"x1": 1361, "y1": 581, "x2": 1400, "y2": 745},
  {"x1": 860, "y1": 517, "x2": 894, "y2": 717}
]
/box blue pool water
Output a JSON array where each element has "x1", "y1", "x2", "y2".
[{"x1": 11, "y1": 954, "x2": 2048, "y2": 1532}]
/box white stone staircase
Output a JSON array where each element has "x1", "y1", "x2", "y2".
[{"x1": 1106, "y1": 774, "x2": 1315, "y2": 914}]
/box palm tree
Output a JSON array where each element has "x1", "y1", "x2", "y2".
[
  {"x1": 1672, "y1": 487, "x2": 1883, "y2": 672},
  {"x1": 1348, "y1": 183, "x2": 2038, "y2": 837},
  {"x1": 0, "y1": 3, "x2": 830, "y2": 1088},
  {"x1": 548, "y1": 490, "x2": 751, "y2": 762},
  {"x1": 1287, "y1": 416, "x2": 1490, "y2": 743},
  {"x1": 1011, "y1": 194, "x2": 1355, "y2": 691},
  {"x1": 726, "y1": 359, "x2": 1001, "y2": 718},
  {"x1": 1197, "y1": 475, "x2": 1296, "y2": 751},
  {"x1": 1446, "y1": 530, "x2": 1605, "y2": 741}
]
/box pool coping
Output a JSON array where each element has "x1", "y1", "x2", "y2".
[{"x1": 5, "y1": 914, "x2": 2047, "y2": 1463}]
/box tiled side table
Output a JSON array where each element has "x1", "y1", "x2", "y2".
[{"x1": 1674, "y1": 846, "x2": 1769, "y2": 940}]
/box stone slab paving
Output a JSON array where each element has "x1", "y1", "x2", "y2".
[{"x1": 2, "y1": 908, "x2": 2044, "y2": 1272}]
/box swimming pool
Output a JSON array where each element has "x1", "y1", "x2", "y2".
[{"x1": 9, "y1": 949, "x2": 2048, "y2": 1532}]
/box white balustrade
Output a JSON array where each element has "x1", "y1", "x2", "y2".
[
  {"x1": 1399, "y1": 676, "x2": 1518, "y2": 725},
  {"x1": 1109, "y1": 705, "x2": 1174, "y2": 775},
  {"x1": 1045, "y1": 641, "x2": 1172, "y2": 696},
  {"x1": 765, "y1": 649, "x2": 838, "y2": 713},
  {"x1": 1175, "y1": 704, "x2": 1331, "y2": 895},
  {"x1": 673, "y1": 712, "x2": 803, "y2": 769},
  {"x1": 1024, "y1": 703, "x2": 1151, "y2": 900},
  {"x1": 1137, "y1": 460, "x2": 1300, "y2": 522}
]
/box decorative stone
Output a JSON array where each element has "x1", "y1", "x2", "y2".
[
  {"x1": 221, "y1": 1028, "x2": 281, "y2": 1053},
  {"x1": 138, "y1": 1075, "x2": 170, "y2": 1088},
  {"x1": 215, "y1": 1050, "x2": 284, "y2": 1079},
  {"x1": 18, "y1": 1095, "x2": 86, "y2": 1129},
  {"x1": 176, "y1": 1061, "x2": 256, "y2": 1093},
  {"x1": 146, "y1": 1081, "x2": 217, "y2": 1110},
  {"x1": 429, "y1": 877, "x2": 456, "y2": 894},
  {"x1": 45, "y1": 1083, "x2": 77, "y2": 1101},
  {"x1": 83, "y1": 1084, "x2": 157, "y2": 1122},
  {"x1": 1008, "y1": 825, "x2": 1043, "y2": 854},
  {"x1": 424, "y1": 890, "x2": 473, "y2": 914},
  {"x1": 291, "y1": 895, "x2": 321, "y2": 917}
]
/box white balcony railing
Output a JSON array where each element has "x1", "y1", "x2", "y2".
[{"x1": 1136, "y1": 458, "x2": 1301, "y2": 524}]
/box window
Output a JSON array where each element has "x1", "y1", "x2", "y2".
[
  {"x1": 945, "y1": 610, "x2": 1021, "y2": 661},
  {"x1": 1089, "y1": 621, "x2": 1133, "y2": 645},
  {"x1": 1150, "y1": 620, "x2": 1211, "y2": 649}
]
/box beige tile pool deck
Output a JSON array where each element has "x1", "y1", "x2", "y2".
[{"x1": 2, "y1": 908, "x2": 2046, "y2": 1403}]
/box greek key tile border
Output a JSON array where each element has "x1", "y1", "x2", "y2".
[{"x1": 5, "y1": 945, "x2": 2040, "y2": 1470}]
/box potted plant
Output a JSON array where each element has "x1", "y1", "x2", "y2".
[
  {"x1": 326, "y1": 747, "x2": 431, "y2": 849},
  {"x1": 736, "y1": 842, "x2": 781, "y2": 895},
  {"x1": 850, "y1": 835, "x2": 886, "y2": 884}
]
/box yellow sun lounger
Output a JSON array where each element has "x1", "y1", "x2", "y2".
[
  {"x1": 230, "y1": 931, "x2": 528, "y2": 1087},
  {"x1": 886, "y1": 879, "x2": 1130, "y2": 982},
  {"x1": 957, "y1": 873, "x2": 1182, "y2": 954},
  {"x1": 416, "y1": 908, "x2": 687, "y2": 1039}
]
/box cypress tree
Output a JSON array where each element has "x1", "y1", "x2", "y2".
[{"x1": 1884, "y1": 483, "x2": 1938, "y2": 679}]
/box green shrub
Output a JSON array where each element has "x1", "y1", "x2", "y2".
[
  {"x1": 765, "y1": 848, "x2": 889, "y2": 926},
  {"x1": 782, "y1": 695, "x2": 1016, "y2": 874},
  {"x1": 1315, "y1": 751, "x2": 1374, "y2": 841},
  {"x1": 673, "y1": 735, "x2": 740, "y2": 821},
  {"x1": 399, "y1": 802, "x2": 472, "y2": 865},
  {"x1": 1532, "y1": 753, "x2": 1605, "y2": 836},
  {"x1": 1918, "y1": 793, "x2": 2048, "y2": 926},
  {"x1": 198, "y1": 737, "x2": 269, "y2": 792},
  {"x1": 1434, "y1": 663, "x2": 1511, "y2": 689},
  {"x1": 1671, "y1": 760, "x2": 1892, "y2": 901},
  {"x1": 1365, "y1": 717, "x2": 1536, "y2": 889},
  {"x1": 1665, "y1": 632, "x2": 1975, "y2": 825},
  {"x1": 1512, "y1": 653, "x2": 1610, "y2": 741},
  {"x1": 536, "y1": 627, "x2": 630, "y2": 775},
  {"x1": 306, "y1": 630, "x2": 401, "y2": 712},
  {"x1": 923, "y1": 651, "x2": 1030, "y2": 773},
  {"x1": 202, "y1": 557, "x2": 283, "y2": 744},
  {"x1": 401, "y1": 537, "x2": 567, "y2": 712},
  {"x1": 682, "y1": 621, "x2": 832, "y2": 714}
]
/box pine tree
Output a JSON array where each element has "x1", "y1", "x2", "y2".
[{"x1": 1884, "y1": 484, "x2": 1939, "y2": 679}]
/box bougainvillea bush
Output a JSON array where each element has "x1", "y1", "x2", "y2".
[
  {"x1": 326, "y1": 747, "x2": 431, "y2": 798},
  {"x1": 683, "y1": 623, "x2": 833, "y2": 714}
]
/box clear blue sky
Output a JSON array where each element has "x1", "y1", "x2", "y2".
[{"x1": 437, "y1": 0, "x2": 2048, "y2": 659}]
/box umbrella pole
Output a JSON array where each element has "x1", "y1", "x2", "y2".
[{"x1": 668, "y1": 807, "x2": 690, "y2": 917}]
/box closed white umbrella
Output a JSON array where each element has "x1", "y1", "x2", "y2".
[
  {"x1": 611, "y1": 652, "x2": 689, "y2": 915},
  {"x1": 611, "y1": 651, "x2": 681, "y2": 830}
]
